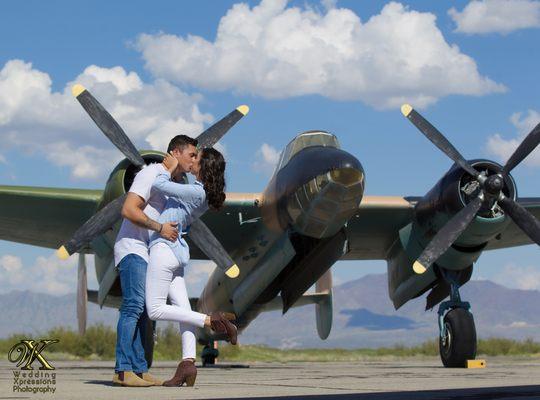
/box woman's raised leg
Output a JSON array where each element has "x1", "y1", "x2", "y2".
[{"x1": 146, "y1": 243, "x2": 207, "y2": 327}]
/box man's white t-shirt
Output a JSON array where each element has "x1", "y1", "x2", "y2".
[{"x1": 114, "y1": 163, "x2": 168, "y2": 266}]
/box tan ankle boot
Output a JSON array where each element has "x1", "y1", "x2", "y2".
[
  {"x1": 112, "y1": 371, "x2": 153, "y2": 387},
  {"x1": 137, "y1": 372, "x2": 163, "y2": 386}
]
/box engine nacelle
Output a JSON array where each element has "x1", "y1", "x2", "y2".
[
  {"x1": 388, "y1": 160, "x2": 517, "y2": 309},
  {"x1": 99, "y1": 150, "x2": 166, "y2": 209}
]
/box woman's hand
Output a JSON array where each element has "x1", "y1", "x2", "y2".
[{"x1": 163, "y1": 152, "x2": 179, "y2": 173}]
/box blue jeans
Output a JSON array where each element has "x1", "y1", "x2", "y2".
[{"x1": 114, "y1": 254, "x2": 149, "y2": 373}]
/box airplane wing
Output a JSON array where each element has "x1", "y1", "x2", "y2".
[
  {"x1": 1, "y1": 186, "x2": 537, "y2": 258},
  {"x1": 342, "y1": 196, "x2": 418, "y2": 260},
  {"x1": 186, "y1": 195, "x2": 540, "y2": 261},
  {"x1": 187, "y1": 193, "x2": 261, "y2": 260},
  {"x1": 0, "y1": 185, "x2": 261, "y2": 256},
  {"x1": 0, "y1": 185, "x2": 102, "y2": 249},
  {"x1": 341, "y1": 196, "x2": 540, "y2": 260}
]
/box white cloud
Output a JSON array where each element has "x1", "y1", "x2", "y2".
[
  {"x1": 508, "y1": 321, "x2": 531, "y2": 328},
  {"x1": 492, "y1": 263, "x2": 540, "y2": 290},
  {"x1": 0, "y1": 153, "x2": 6, "y2": 164},
  {"x1": 486, "y1": 110, "x2": 540, "y2": 167},
  {"x1": 449, "y1": 0, "x2": 540, "y2": 34},
  {"x1": 253, "y1": 143, "x2": 281, "y2": 174},
  {"x1": 0, "y1": 255, "x2": 22, "y2": 273},
  {"x1": 136, "y1": 0, "x2": 505, "y2": 109},
  {"x1": 0, "y1": 60, "x2": 214, "y2": 181},
  {"x1": 0, "y1": 253, "x2": 99, "y2": 295},
  {"x1": 0, "y1": 255, "x2": 25, "y2": 286}
]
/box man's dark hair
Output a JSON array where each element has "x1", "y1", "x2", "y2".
[{"x1": 167, "y1": 135, "x2": 198, "y2": 153}]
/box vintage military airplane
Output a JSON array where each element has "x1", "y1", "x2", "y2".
[{"x1": 0, "y1": 85, "x2": 539, "y2": 368}]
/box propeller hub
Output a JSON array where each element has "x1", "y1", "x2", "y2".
[{"x1": 484, "y1": 174, "x2": 504, "y2": 195}]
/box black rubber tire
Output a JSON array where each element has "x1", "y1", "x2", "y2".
[
  {"x1": 142, "y1": 319, "x2": 156, "y2": 369},
  {"x1": 439, "y1": 308, "x2": 477, "y2": 368}
]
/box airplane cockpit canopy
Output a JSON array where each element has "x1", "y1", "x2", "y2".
[{"x1": 276, "y1": 131, "x2": 340, "y2": 171}]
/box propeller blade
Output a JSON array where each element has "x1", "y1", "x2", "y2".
[
  {"x1": 72, "y1": 84, "x2": 145, "y2": 167},
  {"x1": 188, "y1": 219, "x2": 239, "y2": 278},
  {"x1": 503, "y1": 122, "x2": 540, "y2": 175},
  {"x1": 401, "y1": 104, "x2": 479, "y2": 178},
  {"x1": 196, "y1": 105, "x2": 249, "y2": 149},
  {"x1": 77, "y1": 254, "x2": 88, "y2": 335},
  {"x1": 498, "y1": 196, "x2": 540, "y2": 246},
  {"x1": 56, "y1": 194, "x2": 126, "y2": 259},
  {"x1": 413, "y1": 195, "x2": 484, "y2": 274}
]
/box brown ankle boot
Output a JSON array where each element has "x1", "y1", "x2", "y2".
[
  {"x1": 210, "y1": 312, "x2": 238, "y2": 345},
  {"x1": 162, "y1": 360, "x2": 197, "y2": 387}
]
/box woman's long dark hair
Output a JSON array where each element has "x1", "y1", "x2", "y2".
[{"x1": 199, "y1": 147, "x2": 226, "y2": 211}]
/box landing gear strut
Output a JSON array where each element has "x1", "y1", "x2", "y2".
[
  {"x1": 142, "y1": 320, "x2": 156, "y2": 368},
  {"x1": 437, "y1": 269, "x2": 477, "y2": 368},
  {"x1": 201, "y1": 342, "x2": 219, "y2": 366}
]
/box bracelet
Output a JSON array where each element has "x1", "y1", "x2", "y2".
[{"x1": 159, "y1": 223, "x2": 163, "y2": 233}]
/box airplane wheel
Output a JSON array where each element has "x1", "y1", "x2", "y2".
[
  {"x1": 201, "y1": 344, "x2": 219, "y2": 367},
  {"x1": 439, "y1": 308, "x2": 476, "y2": 368}
]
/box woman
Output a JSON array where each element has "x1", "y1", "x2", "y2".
[{"x1": 145, "y1": 147, "x2": 237, "y2": 387}]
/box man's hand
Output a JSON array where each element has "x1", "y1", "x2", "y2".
[
  {"x1": 160, "y1": 222, "x2": 179, "y2": 241},
  {"x1": 163, "y1": 152, "x2": 178, "y2": 173}
]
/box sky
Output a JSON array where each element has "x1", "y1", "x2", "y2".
[{"x1": 0, "y1": 0, "x2": 539, "y2": 297}]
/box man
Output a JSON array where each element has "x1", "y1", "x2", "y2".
[{"x1": 112, "y1": 135, "x2": 198, "y2": 387}]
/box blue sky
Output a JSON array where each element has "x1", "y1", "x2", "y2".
[{"x1": 0, "y1": 0, "x2": 539, "y2": 295}]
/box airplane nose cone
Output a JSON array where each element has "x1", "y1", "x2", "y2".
[
  {"x1": 272, "y1": 146, "x2": 364, "y2": 238},
  {"x1": 261, "y1": 145, "x2": 365, "y2": 234}
]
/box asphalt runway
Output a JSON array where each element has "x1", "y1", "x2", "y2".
[{"x1": 2, "y1": 358, "x2": 540, "y2": 399}]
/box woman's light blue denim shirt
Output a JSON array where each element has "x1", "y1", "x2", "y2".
[{"x1": 149, "y1": 170, "x2": 209, "y2": 266}]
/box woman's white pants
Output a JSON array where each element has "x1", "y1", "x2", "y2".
[{"x1": 146, "y1": 242, "x2": 207, "y2": 360}]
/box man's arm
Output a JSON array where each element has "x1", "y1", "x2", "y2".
[{"x1": 121, "y1": 192, "x2": 178, "y2": 241}]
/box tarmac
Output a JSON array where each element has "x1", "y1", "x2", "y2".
[{"x1": 2, "y1": 358, "x2": 540, "y2": 399}]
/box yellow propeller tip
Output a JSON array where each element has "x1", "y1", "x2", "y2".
[
  {"x1": 413, "y1": 261, "x2": 427, "y2": 274},
  {"x1": 225, "y1": 264, "x2": 240, "y2": 278},
  {"x1": 236, "y1": 105, "x2": 249, "y2": 116},
  {"x1": 401, "y1": 104, "x2": 413, "y2": 117},
  {"x1": 56, "y1": 246, "x2": 70, "y2": 260},
  {"x1": 71, "y1": 84, "x2": 86, "y2": 97}
]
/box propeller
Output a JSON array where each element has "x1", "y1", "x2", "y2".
[
  {"x1": 189, "y1": 220, "x2": 239, "y2": 278},
  {"x1": 72, "y1": 84, "x2": 145, "y2": 168},
  {"x1": 57, "y1": 194, "x2": 126, "y2": 259},
  {"x1": 401, "y1": 104, "x2": 480, "y2": 179},
  {"x1": 402, "y1": 104, "x2": 540, "y2": 274},
  {"x1": 412, "y1": 195, "x2": 484, "y2": 274},
  {"x1": 77, "y1": 253, "x2": 88, "y2": 335},
  {"x1": 498, "y1": 195, "x2": 540, "y2": 245},
  {"x1": 57, "y1": 84, "x2": 247, "y2": 278},
  {"x1": 197, "y1": 105, "x2": 249, "y2": 149},
  {"x1": 502, "y1": 122, "x2": 540, "y2": 175}
]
